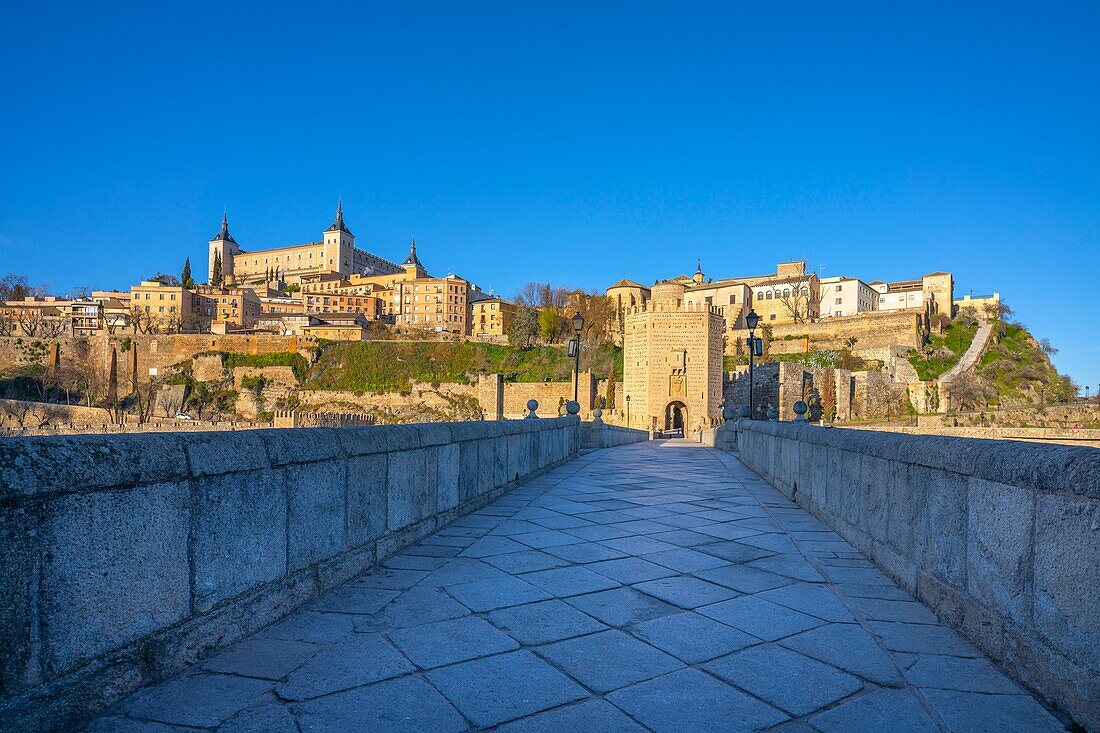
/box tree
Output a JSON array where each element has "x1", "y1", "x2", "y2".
[
  {"x1": 0, "y1": 274, "x2": 31, "y2": 301},
  {"x1": 948, "y1": 372, "x2": 990, "y2": 411},
  {"x1": 148, "y1": 273, "x2": 180, "y2": 287},
  {"x1": 538, "y1": 307, "x2": 561, "y2": 342},
  {"x1": 508, "y1": 306, "x2": 539, "y2": 349},
  {"x1": 69, "y1": 284, "x2": 92, "y2": 299},
  {"x1": 212, "y1": 251, "x2": 223, "y2": 287},
  {"x1": 0, "y1": 312, "x2": 14, "y2": 336},
  {"x1": 181, "y1": 258, "x2": 195, "y2": 289},
  {"x1": 776, "y1": 283, "x2": 812, "y2": 324},
  {"x1": 1038, "y1": 338, "x2": 1058, "y2": 356},
  {"x1": 17, "y1": 309, "x2": 43, "y2": 336}
]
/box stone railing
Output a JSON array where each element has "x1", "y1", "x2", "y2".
[
  {"x1": 0, "y1": 417, "x2": 580, "y2": 732},
  {"x1": 579, "y1": 408, "x2": 649, "y2": 449},
  {"x1": 736, "y1": 421, "x2": 1100, "y2": 731}
]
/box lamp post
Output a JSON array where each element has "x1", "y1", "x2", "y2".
[
  {"x1": 625, "y1": 394, "x2": 631, "y2": 427},
  {"x1": 570, "y1": 312, "x2": 584, "y2": 404},
  {"x1": 746, "y1": 309, "x2": 760, "y2": 419}
]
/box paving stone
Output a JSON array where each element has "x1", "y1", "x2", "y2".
[
  {"x1": 482, "y1": 550, "x2": 572, "y2": 574},
  {"x1": 633, "y1": 576, "x2": 739, "y2": 609},
  {"x1": 630, "y1": 611, "x2": 758, "y2": 663},
  {"x1": 513, "y1": 529, "x2": 586, "y2": 549},
  {"x1": 869, "y1": 621, "x2": 981, "y2": 657},
  {"x1": 519, "y1": 566, "x2": 621, "y2": 597},
  {"x1": 691, "y1": 523, "x2": 764, "y2": 541},
  {"x1": 778, "y1": 623, "x2": 903, "y2": 686},
  {"x1": 355, "y1": 586, "x2": 470, "y2": 631},
  {"x1": 295, "y1": 675, "x2": 466, "y2": 733},
  {"x1": 202, "y1": 638, "x2": 319, "y2": 680},
  {"x1": 419, "y1": 557, "x2": 510, "y2": 587},
  {"x1": 698, "y1": 596, "x2": 824, "y2": 640},
  {"x1": 643, "y1": 547, "x2": 730, "y2": 572},
  {"x1": 707, "y1": 644, "x2": 863, "y2": 715},
  {"x1": 696, "y1": 540, "x2": 775, "y2": 564},
  {"x1": 905, "y1": 654, "x2": 1022, "y2": 693},
  {"x1": 88, "y1": 717, "x2": 205, "y2": 733},
  {"x1": 382, "y1": 554, "x2": 448, "y2": 571},
  {"x1": 645, "y1": 529, "x2": 721, "y2": 547},
  {"x1": 489, "y1": 599, "x2": 608, "y2": 645},
  {"x1": 923, "y1": 689, "x2": 1064, "y2": 733},
  {"x1": 694, "y1": 564, "x2": 794, "y2": 594},
  {"x1": 808, "y1": 688, "x2": 940, "y2": 733},
  {"x1": 529, "y1": 514, "x2": 595, "y2": 530},
  {"x1": 122, "y1": 674, "x2": 272, "y2": 728},
  {"x1": 849, "y1": 596, "x2": 940, "y2": 624},
  {"x1": 461, "y1": 535, "x2": 532, "y2": 558},
  {"x1": 567, "y1": 587, "x2": 681, "y2": 626},
  {"x1": 536, "y1": 629, "x2": 683, "y2": 692},
  {"x1": 494, "y1": 699, "x2": 647, "y2": 733},
  {"x1": 607, "y1": 668, "x2": 789, "y2": 733},
  {"x1": 387, "y1": 616, "x2": 519, "y2": 668},
  {"x1": 745, "y1": 554, "x2": 824, "y2": 582},
  {"x1": 309, "y1": 586, "x2": 398, "y2": 615},
  {"x1": 756, "y1": 584, "x2": 855, "y2": 622},
  {"x1": 425, "y1": 650, "x2": 586, "y2": 728},
  {"x1": 276, "y1": 633, "x2": 414, "y2": 700},
  {"x1": 349, "y1": 567, "x2": 428, "y2": 590},
  {"x1": 563, "y1": 524, "x2": 635, "y2": 541},
  {"x1": 599, "y1": 536, "x2": 680, "y2": 556},
  {"x1": 585, "y1": 556, "x2": 678, "y2": 584},
  {"x1": 257, "y1": 612, "x2": 355, "y2": 644},
  {"x1": 446, "y1": 575, "x2": 552, "y2": 611},
  {"x1": 219, "y1": 702, "x2": 298, "y2": 733},
  {"x1": 542, "y1": 541, "x2": 628, "y2": 563}
]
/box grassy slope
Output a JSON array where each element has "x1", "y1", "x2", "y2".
[
  {"x1": 908, "y1": 321, "x2": 978, "y2": 381},
  {"x1": 978, "y1": 322, "x2": 1074, "y2": 405},
  {"x1": 305, "y1": 341, "x2": 623, "y2": 392}
]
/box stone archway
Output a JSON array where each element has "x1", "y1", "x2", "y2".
[{"x1": 664, "y1": 401, "x2": 687, "y2": 436}]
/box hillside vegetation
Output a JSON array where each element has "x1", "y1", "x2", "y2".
[
  {"x1": 305, "y1": 341, "x2": 623, "y2": 393},
  {"x1": 977, "y1": 321, "x2": 1075, "y2": 406},
  {"x1": 908, "y1": 321, "x2": 978, "y2": 381}
]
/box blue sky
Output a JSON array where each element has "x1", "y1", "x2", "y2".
[{"x1": 1, "y1": 2, "x2": 1097, "y2": 390}]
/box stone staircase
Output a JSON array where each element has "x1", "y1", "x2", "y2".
[{"x1": 939, "y1": 321, "x2": 994, "y2": 384}]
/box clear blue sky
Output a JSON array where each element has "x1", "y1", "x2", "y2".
[{"x1": 1, "y1": 2, "x2": 1097, "y2": 391}]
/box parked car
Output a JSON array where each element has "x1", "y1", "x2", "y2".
[{"x1": 173, "y1": 413, "x2": 194, "y2": 420}]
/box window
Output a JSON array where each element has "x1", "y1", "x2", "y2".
[
  {"x1": 728, "y1": 295, "x2": 736, "y2": 304},
  {"x1": 765, "y1": 292, "x2": 772, "y2": 300},
  {"x1": 769, "y1": 313, "x2": 776, "y2": 320},
  {"x1": 783, "y1": 289, "x2": 791, "y2": 297},
  {"x1": 836, "y1": 285, "x2": 842, "y2": 292},
  {"x1": 835, "y1": 298, "x2": 842, "y2": 305}
]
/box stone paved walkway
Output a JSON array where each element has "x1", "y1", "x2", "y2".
[{"x1": 89, "y1": 441, "x2": 1065, "y2": 733}]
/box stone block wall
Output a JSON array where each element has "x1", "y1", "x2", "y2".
[
  {"x1": 736, "y1": 421, "x2": 1100, "y2": 730},
  {"x1": 502, "y1": 372, "x2": 597, "y2": 419},
  {"x1": 0, "y1": 417, "x2": 580, "y2": 731}
]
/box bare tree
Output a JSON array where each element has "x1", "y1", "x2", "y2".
[
  {"x1": 0, "y1": 312, "x2": 14, "y2": 336},
  {"x1": 157, "y1": 387, "x2": 185, "y2": 418},
  {"x1": 948, "y1": 372, "x2": 990, "y2": 411},
  {"x1": 18, "y1": 309, "x2": 43, "y2": 336},
  {"x1": 865, "y1": 378, "x2": 907, "y2": 419},
  {"x1": 775, "y1": 283, "x2": 812, "y2": 324},
  {"x1": 40, "y1": 318, "x2": 65, "y2": 338}
]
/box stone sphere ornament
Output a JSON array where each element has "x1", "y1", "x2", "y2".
[
  {"x1": 565, "y1": 401, "x2": 581, "y2": 415},
  {"x1": 793, "y1": 400, "x2": 809, "y2": 422},
  {"x1": 525, "y1": 399, "x2": 539, "y2": 418}
]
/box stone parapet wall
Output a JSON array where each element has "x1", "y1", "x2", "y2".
[
  {"x1": 579, "y1": 421, "x2": 649, "y2": 449},
  {"x1": 0, "y1": 417, "x2": 580, "y2": 732},
  {"x1": 736, "y1": 421, "x2": 1100, "y2": 730},
  {"x1": 503, "y1": 372, "x2": 596, "y2": 419},
  {"x1": 845, "y1": 423, "x2": 1100, "y2": 448}
]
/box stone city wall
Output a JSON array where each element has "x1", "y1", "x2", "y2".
[
  {"x1": 917, "y1": 403, "x2": 1100, "y2": 429},
  {"x1": 0, "y1": 417, "x2": 580, "y2": 732},
  {"x1": 502, "y1": 372, "x2": 597, "y2": 419},
  {"x1": 737, "y1": 421, "x2": 1100, "y2": 730},
  {"x1": 845, "y1": 423, "x2": 1100, "y2": 449}
]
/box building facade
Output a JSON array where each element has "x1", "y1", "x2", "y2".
[
  {"x1": 208, "y1": 204, "x2": 402, "y2": 286},
  {"x1": 622, "y1": 282, "x2": 724, "y2": 435},
  {"x1": 469, "y1": 294, "x2": 516, "y2": 340},
  {"x1": 818, "y1": 276, "x2": 879, "y2": 318}
]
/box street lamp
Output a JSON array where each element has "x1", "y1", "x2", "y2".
[
  {"x1": 625, "y1": 394, "x2": 631, "y2": 427},
  {"x1": 745, "y1": 309, "x2": 761, "y2": 419},
  {"x1": 570, "y1": 312, "x2": 584, "y2": 403}
]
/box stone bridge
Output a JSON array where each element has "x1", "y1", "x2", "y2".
[{"x1": 0, "y1": 420, "x2": 1096, "y2": 732}]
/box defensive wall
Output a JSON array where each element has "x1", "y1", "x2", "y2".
[
  {"x1": 0, "y1": 417, "x2": 580, "y2": 731},
  {"x1": 846, "y1": 423, "x2": 1100, "y2": 448},
  {"x1": 730, "y1": 310, "x2": 924, "y2": 356},
  {"x1": 736, "y1": 421, "x2": 1100, "y2": 730}
]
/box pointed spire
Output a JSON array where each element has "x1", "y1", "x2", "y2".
[
  {"x1": 211, "y1": 209, "x2": 236, "y2": 244},
  {"x1": 403, "y1": 236, "x2": 422, "y2": 267},
  {"x1": 326, "y1": 198, "x2": 352, "y2": 234},
  {"x1": 696, "y1": 258, "x2": 702, "y2": 273}
]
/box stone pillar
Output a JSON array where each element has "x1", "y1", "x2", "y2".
[{"x1": 478, "y1": 373, "x2": 504, "y2": 420}]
